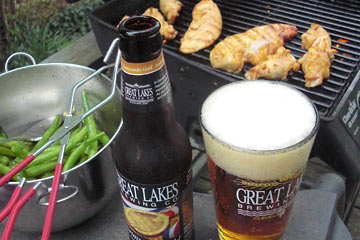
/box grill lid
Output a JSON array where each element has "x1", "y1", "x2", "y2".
[{"x1": 164, "y1": 0, "x2": 360, "y2": 118}]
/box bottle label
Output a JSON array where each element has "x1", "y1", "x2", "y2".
[
  {"x1": 117, "y1": 170, "x2": 194, "y2": 240},
  {"x1": 120, "y1": 52, "x2": 172, "y2": 112}
]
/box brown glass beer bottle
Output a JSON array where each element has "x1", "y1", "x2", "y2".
[{"x1": 113, "y1": 16, "x2": 194, "y2": 240}]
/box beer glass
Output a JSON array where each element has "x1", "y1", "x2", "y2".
[{"x1": 200, "y1": 80, "x2": 319, "y2": 240}]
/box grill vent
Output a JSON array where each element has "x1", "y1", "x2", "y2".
[{"x1": 164, "y1": 0, "x2": 360, "y2": 118}]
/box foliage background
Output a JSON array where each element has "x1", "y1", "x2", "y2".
[{"x1": 0, "y1": 0, "x2": 104, "y2": 71}]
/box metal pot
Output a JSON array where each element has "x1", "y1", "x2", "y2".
[{"x1": 0, "y1": 56, "x2": 122, "y2": 232}]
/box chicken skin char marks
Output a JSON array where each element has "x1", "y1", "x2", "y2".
[
  {"x1": 180, "y1": 0, "x2": 222, "y2": 54},
  {"x1": 298, "y1": 23, "x2": 334, "y2": 88},
  {"x1": 245, "y1": 47, "x2": 300, "y2": 81},
  {"x1": 210, "y1": 24, "x2": 298, "y2": 74},
  {"x1": 160, "y1": 0, "x2": 182, "y2": 24}
]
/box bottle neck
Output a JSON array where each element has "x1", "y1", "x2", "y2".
[{"x1": 120, "y1": 52, "x2": 176, "y2": 127}]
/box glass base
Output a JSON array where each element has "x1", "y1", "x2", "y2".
[{"x1": 217, "y1": 222, "x2": 283, "y2": 240}]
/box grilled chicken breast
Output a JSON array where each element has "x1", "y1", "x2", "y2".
[
  {"x1": 160, "y1": 0, "x2": 182, "y2": 24},
  {"x1": 245, "y1": 47, "x2": 300, "y2": 80},
  {"x1": 298, "y1": 46, "x2": 332, "y2": 87},
  {"x1": 298, "y1": 23, "x2": 333, "y2": 87},
  {"x1": 210, "y1": 24, "x2": 298, "y2": 73},
  {"x1": 301, "y1": 23, "x2": 332, "y2": 51},
  {"x1": 119, "y1": 7, "x2": 177, "y2": 41},
  {"x1": 180, "y1": 0, "x2": 222, "y2": 54},
  {"x1": 143, "y1": 7, "x2": 177, "y2": 40}
]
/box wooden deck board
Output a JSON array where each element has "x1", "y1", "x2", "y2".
[{"x1": 41, "y1": 31, "x2": 101, "y2": 66}]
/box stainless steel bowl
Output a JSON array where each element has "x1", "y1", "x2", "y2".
[{"x1": 0, "y1": 61, "x2": 122, "y2": 232}]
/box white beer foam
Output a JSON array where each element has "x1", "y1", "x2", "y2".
[{"x1": 201, "y1": 81, "x2": 317, "y2": 180}]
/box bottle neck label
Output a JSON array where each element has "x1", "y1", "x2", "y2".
[{"x1": 120, "y1": 52, "x2": 172, "y2": 112}]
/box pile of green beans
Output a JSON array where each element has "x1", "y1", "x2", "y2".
[{"x1": 0, "y1": 91, "x2": 110, "y2": 181}]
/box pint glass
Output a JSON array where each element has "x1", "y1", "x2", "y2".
[{"x1": 200, "y1": 80, "x2": 319, "y2": 240}]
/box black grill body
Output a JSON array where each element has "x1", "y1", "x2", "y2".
[{"x1": 88, "y1": 0, "x2": 360, "y2": 222}]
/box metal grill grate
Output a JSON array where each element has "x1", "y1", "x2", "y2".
[{"x1": 164, "y1": 0, "x2": 360, "y2": 118}]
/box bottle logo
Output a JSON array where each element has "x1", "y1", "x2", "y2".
[{"x1": 124, "y1": 83, "x2": 154, "y2": 105}]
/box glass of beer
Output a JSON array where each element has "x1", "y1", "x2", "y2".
[{"x1": 200, "y1": 80, "x2": 319, "y2": 240}]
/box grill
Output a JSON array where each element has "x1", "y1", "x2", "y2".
[
  {"x1": 88, "y1": 0, "x2": 360, "y2": 223},
  {"x1": 165, "y1": 0, "x2": 360, "y2": 119}
]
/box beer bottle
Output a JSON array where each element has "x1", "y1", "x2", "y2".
[{"x1": 113, "y1": 16, "x2": 194, "y2": 240}]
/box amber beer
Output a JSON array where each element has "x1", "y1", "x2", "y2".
[{"x1": 200, "y1": 81, "x2": 319, "y2": 240}]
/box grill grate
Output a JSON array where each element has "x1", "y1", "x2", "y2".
[{"x1": 164, "y1": 0, "x2": 360, "y2": 118}]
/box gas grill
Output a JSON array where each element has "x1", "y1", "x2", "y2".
[{"x1": 88, "y1": 0, "x2": 360, "y2": 223}]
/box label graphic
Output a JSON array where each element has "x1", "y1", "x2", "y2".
[
  {"x1": 208, "y1": 155, "x2": 304, "y2": 234},
  {"x1": 118, "y1": 171, "x2": 194, "y2": 240},
  {"x1": 234, "y1": 169, "x2": 303, "y2": 219},
  {"x1": 120, "y1": 52, "x2": 171, "y2": 112}
]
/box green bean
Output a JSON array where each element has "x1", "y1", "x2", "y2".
[
  {"x1": 26, "y1": 149, "x2": 59, "y2": 167},
  {"x1": 24, "y1": 161, "x2": 57, "y2": 178},
  {"x1": 31, "y1": 114, "x2": 62, "y2": 152},
  {"x1": 66, "y1": 125, "x2": 89, "y2": 151},
  {"x1": 0, "y1": 163, "x2": 22, "y2": 181},
  {"x1": 0, "y1": 146, "x2": 16, "y2": 157},
  {"x1": 41, "y1": 171, "x2": 54, "y2": 179},
  {"x1": 8, "y1": 161, "x2": 17, "y2": 168},
  {"x1": 0, "y1": 156, "x2": 10, "y2": 165},
  {"x1": 82, "y1": 91, "x2": 98, "y2": 157},
  {"x1": 29, "y1": 126, "x2": 88, "y2": 167},
  {"x1": 11, "y1": 144, "x2": 28, "y2": 159},
  {"x1": 13, "y1": 157, "x2": 23, "y2": 164},
  {"x1": 1, "y1": 141, "x2": 30, "y2": 158},
  {"x1": 52, "y1": 140, "x2": 60, "y2": 146},
  {"x1": 69, "y1": 126, "x2": 82, "y2": 139},
  {"x1": 22, "y1": 144, "x2": 32, "y2": 155},
  {"x1": 0, "y1": 163, "x2": 11, "y2": 174},
  {"x1": 63, "y1": 132, "x2": 105, "y2": 172},
  {"x1": 97, "y1": 130, "x2": 110, "y2": 146},
  {"x1": 78, "y1": 155, "x2": 88, "y2": 164},
  {"x1": 0, "y1": 140, "x2": 22, "y2": 149}
]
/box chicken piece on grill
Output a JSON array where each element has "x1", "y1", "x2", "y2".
[
  {"x1": 245, "y1": 47, "x2": 300, "y2": 80},
  {"x1": 143, "y1": 7, "x2": 177, "y2": 40},
  {"x1": 180, "y1": 0, "x2": 222, "y2": 54},
  {"x1": 210, "y1": 24, "x2": 298, "y2": 73},
  {"x1": 298, "y1": 46, "x2": 331, "y2": 87},
  {"x1": 160, "y1": 0, "x2": 182, "y2": 24},
  {"x1": 298, "y1": 23, "x2": 334, "y2": 87},
  {"x1": 301, "y1": 23, "x2": 331, "y2": 50},
  {"x1": 118, "y1": 7, "x2": 177, "y2": 41}
]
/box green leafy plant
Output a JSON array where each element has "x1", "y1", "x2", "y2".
[{"x1": 1, "y1": 0, "x2": 103, "y2": 71}]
